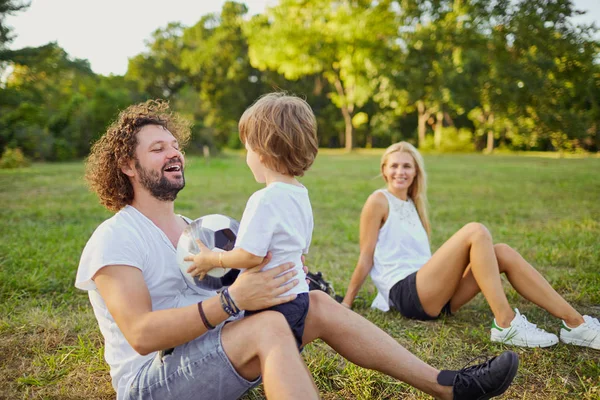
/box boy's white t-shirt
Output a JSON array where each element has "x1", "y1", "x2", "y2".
[
  {"x1": 235, "y1": 182, "x2": 311, "y2": 296},
  {"x1": 75, "y1": 205, "x2": 214, "y2": 400}
]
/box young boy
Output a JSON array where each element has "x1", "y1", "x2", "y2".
[{"x1": 186, "y1": 93, "x2": 318, "y2": 346}]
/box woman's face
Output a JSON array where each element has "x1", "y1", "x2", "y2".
[{"x1": 383, "y1": 151, "x2": 417, "y2": 194}]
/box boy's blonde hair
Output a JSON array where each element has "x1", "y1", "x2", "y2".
[
  {"x1": 239, "y1": 93, "x2": 318, "y2": 177},
  {"x1": 380, "y1": 141, "x2": 431, "y2": 236}
]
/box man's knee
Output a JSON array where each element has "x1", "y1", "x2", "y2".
[
  {"x1": 308, "y1": 290, "x2": 336, "y2": 316},
  {"x1": 463, "y1": 222, "x2": 491, "y2": 242},
  {"x1": 248, "y1": 311, "x2": 294, "y2": 346},
  {"x1": 225, "y1": 311, "x2": 294, "y2": 350},
  {"x1": 306, "y1": 290, "x2": 337, "y2": 329}
]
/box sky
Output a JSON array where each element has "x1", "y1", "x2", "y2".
[{"x1": 4, "y1": 0, "x2": 600, "y2": 76}]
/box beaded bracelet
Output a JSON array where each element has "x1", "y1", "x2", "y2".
[
  {"x1": 219, "y1": 288, "x2": 241, "y2": 317},
  {"x1": 197, "y1": 301, "x2": 215, "y2": 330},
  {"x1": 224, "y1": 288, "x2": 241, "y2": 314}
]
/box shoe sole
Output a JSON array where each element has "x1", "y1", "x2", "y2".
[
  {"x1": 560, "y1": 337, "x2": 600, "y2": 350},
  {"x1": 477, "y1": 351, "x2": 520, "y2": 400},
  {"x1": 491, "y1": 334, "x2": 558, "y2": 348}
]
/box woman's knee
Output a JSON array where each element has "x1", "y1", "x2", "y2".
[
  {"x1": 462, "y1": 222, "x2": 492, "y2": 242},
  {"x1": 494, "y1": 243, "x2": 515, "y2": 271}
]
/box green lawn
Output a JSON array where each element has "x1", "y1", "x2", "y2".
[{"x1": 1, "y1": 152, "x2": 599, "y2": 399}]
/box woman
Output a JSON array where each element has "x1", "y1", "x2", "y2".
[{"x1": 342, "y1": 142, "x2": 599, "y2": 349}]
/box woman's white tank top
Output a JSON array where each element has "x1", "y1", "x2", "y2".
[{"x1": 369, "y1": 190, "x2": 432, "y2": 312}]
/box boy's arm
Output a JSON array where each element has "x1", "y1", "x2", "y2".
[
  {"x1": 186, "y1": 240, "x2": 264, "y2": 278},
  {"x1": 221, "y1": 248, "x2": 264, "y2": 270}
]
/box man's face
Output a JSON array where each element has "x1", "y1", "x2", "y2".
[{"x1": 132, "y1": 124, "x2": 185, "y2": 201}]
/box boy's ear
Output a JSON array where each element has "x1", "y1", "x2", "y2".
[{"x1": 120, "y1": 159, "x2": 135, "y2": 177}]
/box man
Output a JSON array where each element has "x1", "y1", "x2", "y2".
[{"x1": 76, "y1": 99, "x2": 519, "y2": 400}]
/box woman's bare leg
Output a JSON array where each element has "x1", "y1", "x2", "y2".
[
  {"x1": 302, "y1": 291, "x2": 453, "y2": 400},
  {"x1": 447, "y1": 244, "x2": 584, "y2": 327},
  {"x1": 416, "y1": 223, "x2": 515, "y2": 326}
]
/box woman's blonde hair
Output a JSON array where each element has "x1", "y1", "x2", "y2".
[
  {"x1": 380, "y1": 141, "x2": 431, "y2": 236},
  {"x1": 239, "y1": 92, "x2": 318, "y2": 177}
]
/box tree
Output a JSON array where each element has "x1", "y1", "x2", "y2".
[
  {"x1": 179, "y1": 1, "x2": 267, "y2": 147},
  {"x1": 0, "y1": 0, "x2": 28, "y2": 47},
  {"x1": 126, "y1": 22, "x2": 187, "y2": 99},
  {"x1": 393, "y1": 0, "x2": 481, "y2": 149},
  {"x1": 498, "y1": 0, "x2": 599, "y2": 151},
  {"x1": 246, "y1": 0, "x2": 400, "y2": 150}
]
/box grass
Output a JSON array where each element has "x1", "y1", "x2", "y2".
[{"x1": 1, "y1": 152, "x2": 599, "y2": 399}]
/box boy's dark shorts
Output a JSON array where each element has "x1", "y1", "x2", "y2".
[
  {"x1": 389, "y1": 271, "x2": 452, "y2": 320},
  {"x1": 245, "y1": 292, "x2": 309, "y2": 348}
]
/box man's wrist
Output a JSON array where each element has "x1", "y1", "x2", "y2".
[{"x1": 220, "y1": 288, "x2": 241, "y2": 316}]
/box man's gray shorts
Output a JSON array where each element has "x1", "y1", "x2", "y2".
[{"x1": 125, "y1": 319, "x2": 260, "y2": 400}]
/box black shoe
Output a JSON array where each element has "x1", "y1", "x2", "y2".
[{"x1": 437, "y1": 351, "x2": 519, "y2": 400}]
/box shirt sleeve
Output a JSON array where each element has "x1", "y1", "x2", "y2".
[
  {"x1": 75, "y1": 221, "x2": 146, "y2": 291},
  {"x1": 303, "y1": 215, "x2": 313, "y2": 254},
  {"x1": 235, "y1": 191, "x2": 277, "y2": 257}
]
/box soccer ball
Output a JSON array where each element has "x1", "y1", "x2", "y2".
[{"x1": 177, "y1": 214, "x2": 240, "y2": 292}]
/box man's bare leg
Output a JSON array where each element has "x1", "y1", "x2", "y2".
[
  {"x1": 303, "y1": 291, "x2": 453, "y2": 400},
  {"x1": 221, "y1": 311, "x2": 319, "y2": 400}
]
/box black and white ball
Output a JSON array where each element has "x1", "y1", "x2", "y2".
[{"x1": 177, "y1": 214, "x2": 240, "y2": 292}]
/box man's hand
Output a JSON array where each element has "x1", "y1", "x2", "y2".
[{"x1": 228, "y1": 252, "x2": 300, "y2": 311}]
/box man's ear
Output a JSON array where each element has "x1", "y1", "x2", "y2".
[{"x1": 120, "y1": 159, "x2": 135, "y2": 177}]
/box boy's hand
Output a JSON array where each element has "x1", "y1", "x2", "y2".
[{"x1": 184, "y1": 239, "x2": 216, "y2": 280}]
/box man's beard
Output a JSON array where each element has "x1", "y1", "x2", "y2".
[{"x1": 135, "y1": 158, "x2": 185, "y2": 202}]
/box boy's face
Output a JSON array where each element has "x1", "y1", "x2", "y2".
[{"x1": 245, "y1": 142, "x2": 266, "y2": 184}]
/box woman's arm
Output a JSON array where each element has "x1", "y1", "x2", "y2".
[{"x1": 342, "y1": 192, "x2": 388, "y2": 308}]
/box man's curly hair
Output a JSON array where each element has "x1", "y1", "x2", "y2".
[{"x1": 85, "y1": 100, "x2": 191, "y2": 212}]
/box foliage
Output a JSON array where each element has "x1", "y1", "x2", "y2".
[
  {"x1": 420, "y1": 127, "x2": 475, "y2": 152},
  {"x1": 245, "y1": 0, "x2": 400, "y2": 150},
  {"x1": 0, "y1": 146, "x2": 28, "y2": 168},
  {"x1": 0, "y1": 0, "x2": 28, "y2": 47},
  {"x1": 0, "y1": 0, "x2": 599, "y2": 159}
]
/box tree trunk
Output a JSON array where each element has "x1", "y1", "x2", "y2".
[
  {"x1": 486, "y1": 131, "x2": 494, "y2": 153},
  {"x1": 416, "y1": 100, "x2": 429, "y2": 148},
  {"x1": 434, "y1": 111, "x2": 444, "y2": 149},
  {"x1": 485, "y1": 113, "x2": 495, "y2": 154},
  {"x1": 341, "y1": 105, "x2": 354, "y2": 151},
  {"x1": 333, "y1": 77, "x2": 354, "y2": 151}
]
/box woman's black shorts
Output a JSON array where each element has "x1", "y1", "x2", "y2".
[{"x1": 389, "y1": 271, "x2": 452, "y2": 320}]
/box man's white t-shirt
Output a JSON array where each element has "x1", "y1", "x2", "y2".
[
  {"x1": 235, "y1": 182, "x2": 311, "y2": 296},
  {"x1": 75, "y1": 205, "x2": 214, "y2": 400}
]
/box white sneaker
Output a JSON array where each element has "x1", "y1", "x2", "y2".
[
  {"x1": 490, "y1": 308, "x2": 559, "y2": 348},
  {"x1": 560, "y1": 315, "x2": 600, "y2": 350}
]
